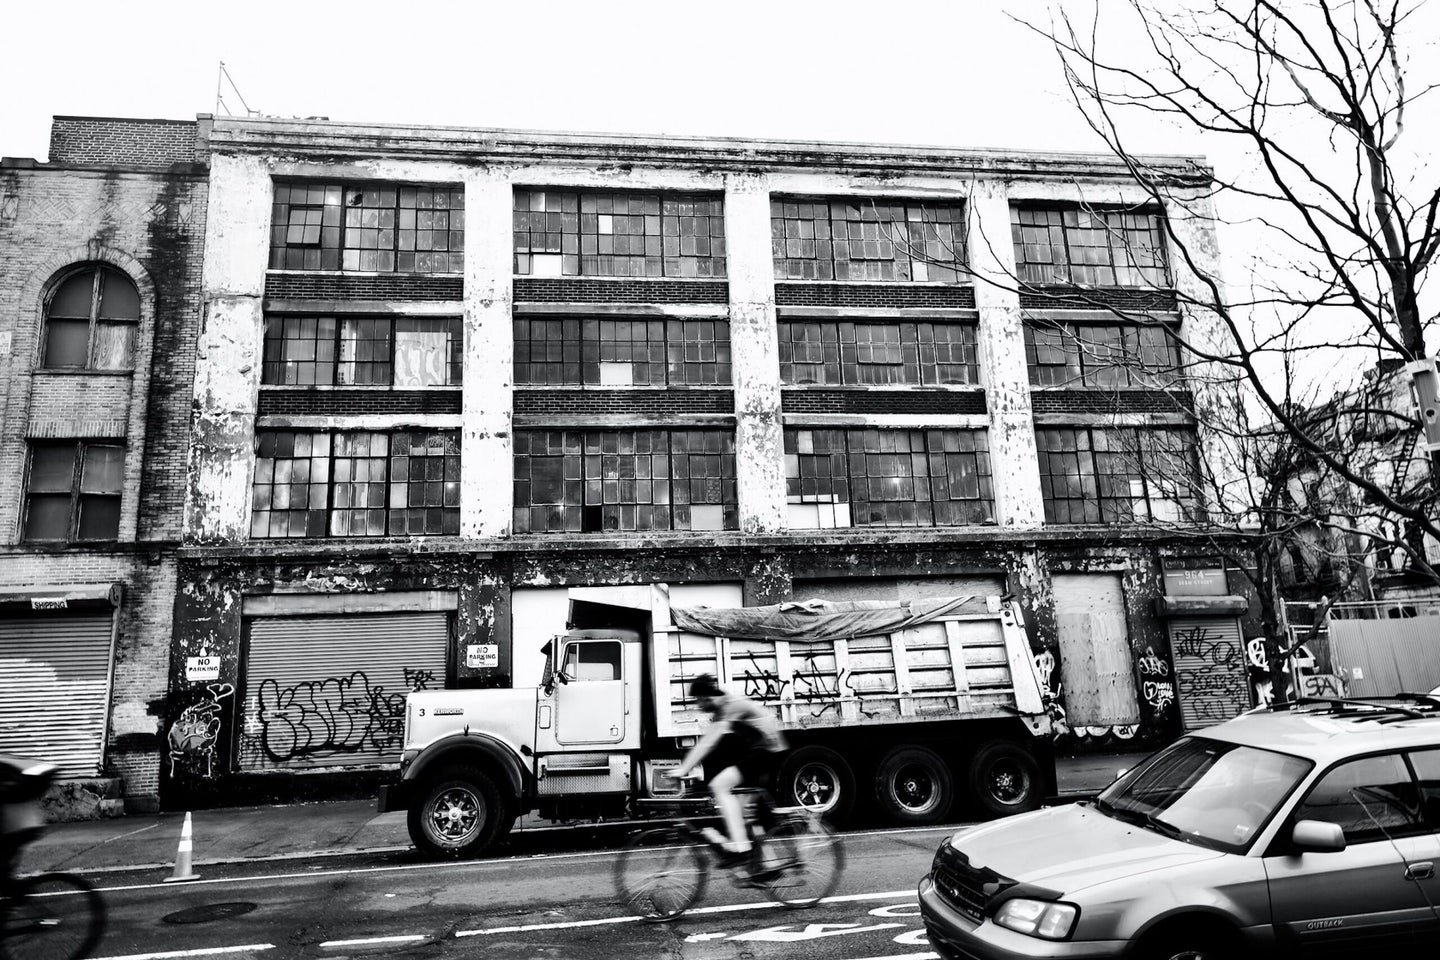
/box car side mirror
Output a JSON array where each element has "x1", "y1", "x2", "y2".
[{"x1": 1291, "y1": 819, "x2": 1346, "y2": 853}]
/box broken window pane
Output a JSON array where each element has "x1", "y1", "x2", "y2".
[
  {"x1": 772, "y1": 197, "x2": 965, "y2": 282},
  {"x1": 1012, "y1": 205, "x2": 1168, "y2": 288},
  {"x1": 43, "y1": 266, "x2": 140, "y2": 370},
  {"x1": 270, "y1": 180, "x2": 463, "y2": 273}
]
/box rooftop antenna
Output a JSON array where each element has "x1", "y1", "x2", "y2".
[{"x1": 215, "y1": 61, "x2": 260, "y2": 117}]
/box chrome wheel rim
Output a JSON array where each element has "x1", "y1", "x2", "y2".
[{"x1": 427, "y1": 785, "x2": 482, "y2": 844}]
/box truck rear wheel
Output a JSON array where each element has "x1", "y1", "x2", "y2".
[
  {"x1": 968, "y1": 740, "x2": 1042, "y2": 817},
  {"x1": 776, "y1": 746, "x2": 855, "y2": 821},
  {"x1": 874, "y1": 745, "x2": 952, "y2": 825},
  {"x1": 408, "y1": 765, "x2": 513, "y2": 859}
]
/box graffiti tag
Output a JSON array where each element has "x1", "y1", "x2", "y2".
[
  {"x1": 168, "y1": 683, "x2": 235, "y2": 778},
  {"x1": 253, "y1": 669, "x2": 433, "y2": 763}
]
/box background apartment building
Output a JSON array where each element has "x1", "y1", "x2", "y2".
[{"x1": 161, "y1": 116, "x2": 1255, "y2": 809}]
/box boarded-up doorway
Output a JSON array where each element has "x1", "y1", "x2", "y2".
[{"x1": 1052, "y1": 574, "x2": 1140, "y2": 726}]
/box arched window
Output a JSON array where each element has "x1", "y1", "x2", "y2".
[{"x1": 42, "y1": 265, "x2": 140, "y2": 369}]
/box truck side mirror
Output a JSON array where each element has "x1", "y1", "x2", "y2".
[
  {"x1": 1291, "y1": 819, "x2": 1346, "y2": 853},
  {"x1": 540, "y1": 641, "x2": 556, "y2": 696}
]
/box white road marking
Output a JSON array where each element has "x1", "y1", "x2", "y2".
[
  {"x1": 684, "y1": 932, "x2": 730, "y2": 942},
  {"x1": 893, "y1": 928, "x2": 931, "y2": 945},
  {"x1": 870, "y1": 903, "x2": 922, "y2": 917},
  {"x1": 845, "y1": 954, "x2": 937, "y2": 960},
  {"x1": 730, "y1": 921, "x2": 904, "y2": 942},
  {"x1": 456, "y1": 888, "x2": 915, "y2": 936},
  {"x1": 319, "y1": 934, "x2": 428, "y2": 947},
  {"x1": 91, "y1": 946, "x2": 275, "y2": 960}
]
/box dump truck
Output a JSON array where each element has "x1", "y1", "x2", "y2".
[{"x1": 379, "y1": 584, "x2": 1055, "y2": 859}]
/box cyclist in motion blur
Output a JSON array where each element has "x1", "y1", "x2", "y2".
[{"x1": 667, "y1": 674, "x2": 788, "y2": 873}]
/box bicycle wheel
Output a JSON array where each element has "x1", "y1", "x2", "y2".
[
  {"x1": 760, "y1": 815, "x2": 844, "y2": 908},
  {"x1": 1, "y1": 872, "x2": 105, "y2": 960},
  {"x1": 613, "y1": 827, "x2": 709, "y2": 922}
]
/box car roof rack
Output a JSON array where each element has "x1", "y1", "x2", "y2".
[{"x1": 1268, "y1": 696, "x2": 1436, "y2": 721}]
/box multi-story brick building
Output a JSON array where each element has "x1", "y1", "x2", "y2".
[
  {"x1": 0, "y1": 118, "x2": 209, "y2": 815},
  {"x1": 2, "y1": 114, "x2": 1260, "y2": 815},
  {"x1": 162, "y1": 116, "x2": 1255, "y2": 809}
]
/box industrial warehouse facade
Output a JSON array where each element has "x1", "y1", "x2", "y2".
[{"x1": 0, "y1": 115, "x2": 1257, "y2": 813}]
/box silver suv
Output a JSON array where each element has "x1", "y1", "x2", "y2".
[{"x1": 919, "y1": 696, "x2": 1440, "y2": 959}]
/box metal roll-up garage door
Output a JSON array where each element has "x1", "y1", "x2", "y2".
[
  {"x1": 1170, "y1": 617, "x2": 1249, "y2": 730},
  {"x1": 240, "y1": 612, "x2": 449, "y2": 770},
  {"x1": 0, "y1": 614, "x2": 114, "y2": 777}
]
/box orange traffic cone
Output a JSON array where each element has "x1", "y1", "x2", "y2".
[{"x1": 164, "y1": 811, "x2": 199, "y2": 883}]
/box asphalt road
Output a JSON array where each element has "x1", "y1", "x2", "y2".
[{"x1": 68, "y1": 823, "x2": 955, "y2": 960}]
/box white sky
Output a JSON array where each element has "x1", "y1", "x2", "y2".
[{"x1": 1, "y1": 0, "x2": 1205, "y2": 161}]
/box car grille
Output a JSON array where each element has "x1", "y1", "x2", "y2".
[
  {"x1": 932, "y1": 843, "x2": 1015, "y2": 924},
  {"x1": 933, "y1": 863, "x2": 989, "y2": 922}
]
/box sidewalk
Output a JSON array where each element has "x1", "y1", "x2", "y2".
[{"x1": 19, "y1": 750, "x2": 1152, "y2": 877}]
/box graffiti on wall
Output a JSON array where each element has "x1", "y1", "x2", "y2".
[
  {"x1": 1246, "y1": 637, "x2": 1340, "y2": 705},
  {"x1": 1138, "y1": 646, "x2": 1176, "y2": 719},
  {"x1": 168, "y1": 683, "x2": 235, "y2": 778},
  {"x1": 1032, "y1": 648, "x2": 1139, "y2": 744}
]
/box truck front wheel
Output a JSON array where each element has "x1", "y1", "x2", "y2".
[
  {"x1": 968, "y1": 740, "x2": 1042, "y2": 817},
  {"x1": 874, "y1": 745, "x2": 952, "y2": 825},
  {"x1": 408, "y1": 765, "x2": 513, "y2": 859},
  {"x1": 776, "y1": 746, "x2": 854, "y2": 821}
]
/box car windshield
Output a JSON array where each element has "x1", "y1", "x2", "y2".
[{"x1": 1095, "y1": 737, "x2": 1312, "y2": 853}]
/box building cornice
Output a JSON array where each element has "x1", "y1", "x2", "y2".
[{"x1": 203, "y1": 116, "x2": 1213, "y2": 185}]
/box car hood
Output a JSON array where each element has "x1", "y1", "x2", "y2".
[{"x1": 948, "y1": 803, "x2": 1225, "y2": 893}]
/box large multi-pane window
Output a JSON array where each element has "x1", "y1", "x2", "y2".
[
  {"x1": 513, "y1": 430, "x2": 737, "y2": 533},
  {"x1": 513, "y1": 190, "x2": 726, "y2": 278},
  {"x1": 1036, "y1": 427, "x2": 1199, "y2": 524},
  {"x1": 42, "y1": 265, "x2": 140, "y2": 370},
  {"x1": 23, "y1": 441, "x2": 124, "y2": 542},
  {"x1": 251, "y1": 430, "x2": 460, "y2": 537},
  {"x1": 1012, "y1": 205, "x2": 1167, "y2": 287},
  {"x1": 261, "y1": 316, "x2": 462, "y2": 387},
  {"x1": 1025, "y1": 321, "x2": 1180, "y2": 388},
  {"x1": 784, "y1": 428, "x2": 992, "y2": 527},
  {"x1": 779, "y1": 321, "x2": 978, "y2": 385},
  {"x1": 772, "y1": 198, "x2": 967, "y2": 282},
  {"x1": 269, "y1": 182, "x2": 465, "y2": 273},
  {"x1": 514, "y1": 318, "x2": 730, "y2": 386}
]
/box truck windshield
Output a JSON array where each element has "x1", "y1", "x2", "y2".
[{"x1": 1095, "y1": 737, "x2": 1312, "y2": 853}]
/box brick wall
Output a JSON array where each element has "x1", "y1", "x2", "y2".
[
  {"x1": 1029, "y1": 389, "x2": 1194, "y2": 415},
  {"x1": 48, "y1": 117, "x2": 198, "y2": 168},
  {"x1": 775, "y1": 282, "x2": 975, "y2": 309},
  {"x1": 515, "y1": 277, "x2": 727, "y2": 304},
  {"x1": 1019, "y1": 286, "x2": 1177, "y2": 312},
  {"x1": 781, "y1": 389, "x2": 988, "y2": 415},
  {"x1": 514, "y1": 389, "x2": 734, "y2": 418},
  {"x1": 257, "y1": 389, "x2": 463, "y2": 417},
  {"x1": 0, "y1": 161, "x2": 206, "y2": 809},
  {"x1": 265, "y1": 273, "x2": 463, "y2": 302}
]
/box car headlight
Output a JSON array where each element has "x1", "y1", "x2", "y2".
[{"x1": 992, "y1": 898, "x2": 1079, "y2": 940}]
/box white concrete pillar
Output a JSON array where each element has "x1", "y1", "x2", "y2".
[
  {"x1": 969, "y1": 181, "x2": 1045, "y2": 528},
  {"x1": 184, "y1": 154, "x2": 271, "y2": 543},
  {"x1": 724, "y1": 174, "x2": 785, "y2": 535},
  {"x1": 461, "y1": 171, "x2": 515, "y2": 538}
]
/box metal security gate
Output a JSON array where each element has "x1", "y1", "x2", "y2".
[
  {"x1": 239, "y1": 613, "x2": 449, "y2": 770},
  {"x1": 1170, "y1": 617, "x2": 1249, "y2": 730},
  {"x1": 0, "y1": 614, "x2": 115, "y2": 777}
]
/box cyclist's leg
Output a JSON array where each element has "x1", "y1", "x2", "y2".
[{"x1": 708, "y1": 765, "x2": 749, "y2": 852}]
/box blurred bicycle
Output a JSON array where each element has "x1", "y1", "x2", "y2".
[
  {"x1": 0, "y1": 755, "x2": 104, "y2": 960},
  {"x1": 614, "y1": 776, "x2": 844, "y2": 921}
]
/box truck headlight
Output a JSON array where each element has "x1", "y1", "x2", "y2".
[{"x1": 992, "y1": 899, "x2": 1078, "y2": 940}]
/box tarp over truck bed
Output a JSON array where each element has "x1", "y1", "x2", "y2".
[{"x1": 646, "y1": 590, "x2": 1048, "y2": 739}]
